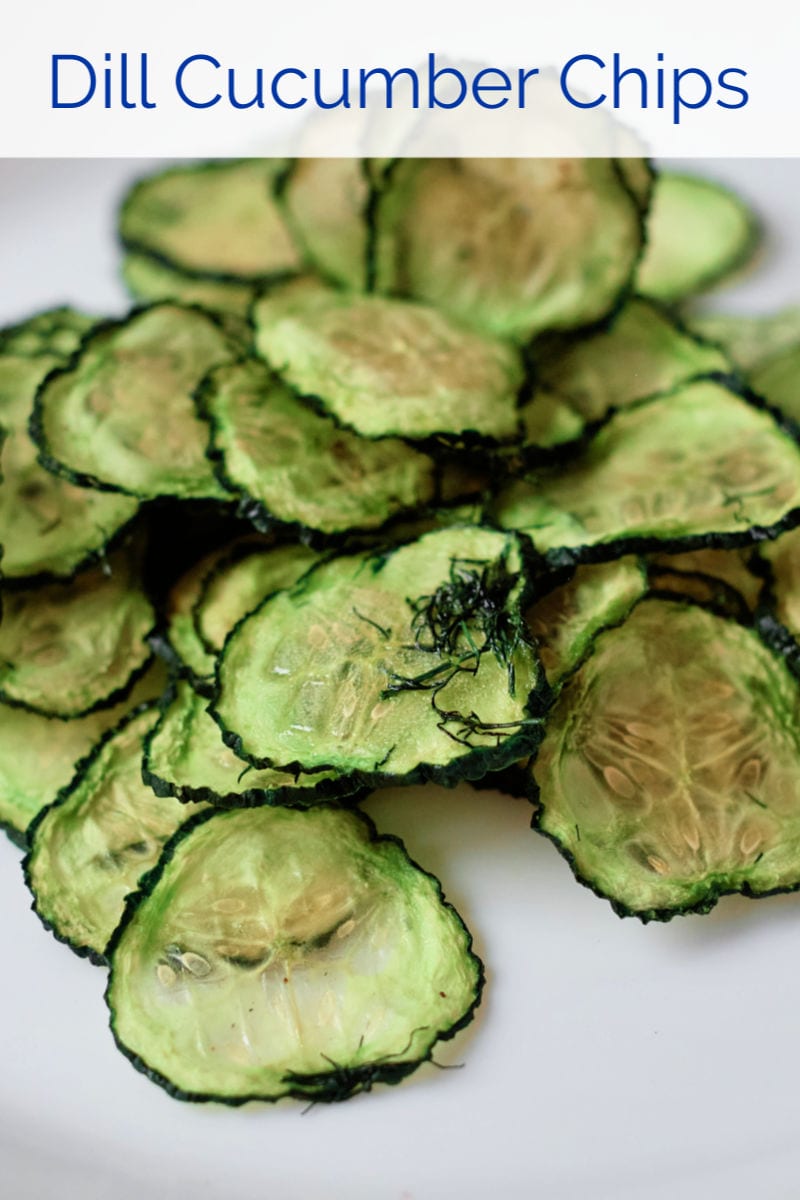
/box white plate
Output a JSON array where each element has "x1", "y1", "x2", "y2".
[{"x1": 1, "y1": 159, "x2": 800, "y2": 1200}]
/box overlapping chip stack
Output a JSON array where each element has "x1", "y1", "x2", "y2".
[{"x1": 3, "y1": 157, "x2": 800, "y2": 1106}]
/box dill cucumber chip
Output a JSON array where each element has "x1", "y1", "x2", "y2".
[
  {"x1": 32, "y1": 305, "x2": 243, "y2": 500},
  {"x1": 0, "y1": 659, "x2": 166, "y2": 847},
  {"x1": 0, "y1": 306, "x2": 96, "y2": 361},
  {"x1": 144, "y1": 681, "x2": 353, "y2": 808},
  {"x1": 533, "y1": 598, "x2": 800, "y2": 920},
  {"x1": 645, "y1": 565, "x2": 750, "y2": 621},
  {"x1": 122, "y1": 253, "x2": 256, "y2": 318},
  {"x1": 637, "y1": 172, "x2": 759, "y2": 304},
  {"x1": 478, "y1": 558, "x2": 647, "y2": 800},
  {"x1": 760, "y1": 527, "x2": 800, "y2": 639},
  {"x1": 492, "y1": 382, "x2": 800, "y2": 563},
  {"x1": 25, "y1": 706, "x2": 209, "y2": 961},
  {"x1": 252, "y1": 278, "x2": 524, "y2": 441},
  {"x1": 279, "y1": 158, "x2": 372, "y2": 289},
  {"x1": 535, "y1": 298, "x2": 729, "y2": 423},
  {"x1": 166, "y1": 539, "x2": 320, "y2": 685},
  {"x1": 0, "y1": 351, "x2": 139, "y2": 579},
  {"x1": 212, "y1": 527, "x2": 544, "y2": 784},
  {"x1": 0, "y1": 550, "x2": 154, "y2": 718},
  {"x1": 750, "y1": 344, "x2": 800, "y2": 426},
  {"x1": 200, "y1": 357, "x2": 438, "y2": 533},
  {"x1": 119, "y1": 160, "x2": 301, "y2": 282},
  {"x1": 526, "y1": 558, "x2": 646, "y2": 688},
  {"x1": 616, "y1": 158, "x2": 656, "y2": 213},
  {"x1": 517, "y1": 386, "x2": 586, "y2": 452},
  {"x1": 0, "y1": 353, "x2": 60, "y2": 428},
  {"x1": 372, "y1": 158, "x2": 643, "y2": 340},
  {"x1": 195, "y1": 541, "x2": 320, "y2": 665},
  {"x1": 106, "y1": 805, "x2": 483, "y2": 1103},
  {"x1": 646, "y1": 548, "x2": 763, "y2": 614},
  {"x1": 0, "y1": 423, "x2": 139, "y2": 580},
  {"x1": 691, "y1": 307, "x2": 800, "y2": 373},
  {"x1": 162, "y1": 544, "x2": 237, "y2": 683}
]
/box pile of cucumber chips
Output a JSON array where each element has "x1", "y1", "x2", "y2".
[{"x1": 4, "y1": 157, "x2": 800, "y2": 1107}]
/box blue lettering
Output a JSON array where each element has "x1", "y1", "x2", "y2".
[
  {"x1": 175, "y1": 55, "x2": 221, "y2": 108},
  {"x1": 51, "y1": 55, "x2": 96, "y2": 108}
]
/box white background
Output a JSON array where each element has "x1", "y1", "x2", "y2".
[{"x1": 2, "y1": 158, "x2": 800, "y2": 1199}]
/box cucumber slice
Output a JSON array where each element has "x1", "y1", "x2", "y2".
[
  {"x1": 750, "y1": 345, "x2": 800, "y2": 426},
  {"x1": 119, "y1": 160, "x2": 301, "y2": 282},
  {"x1": 0, "y1": 306, "x2": 96, "y2": 361},
  {"x1": 0, "y1": 353, "x2": 60, "y2": 429},
  {"x1": 616, "y1": 158, "x2": 656, "y2": 213},
  {"x1": 646, "y1": 548, "x2": 764, "y2": 613},
  {"x1": 492, "y1": 382, "x2": 800, "y2": 563},
  {"x1": 0, "y1": 659, "x2": 166, "y2": 847},
  {"x1": 106, "y1": 805, "x2": 483, "y2": 1103},
  {"x1": 0, "y1": 550, "x2": 154, "y2": 718},
  {"x1": 534, "y1": 298, "x2": 729, "y2": 424},
  {"x1": 32, "y1": 305, "x2": 243, "y2": 500},
  {"x1": 122, "y1": 253, "x2": 256, "y2": 318},
  {"x1": 25, "y1": 706, "x2": 209, "y2": 962},
  {"x1": 760, "y1": 527, "x2": 800, "y2": 639},
  {"x1": 166, "y1": 538, "x2": 320, "y2": 685},
  {"x1": 144, "y1": 681, "x2": 354, "y2": 808},
  {"x1": 373, "y1": 158, "x2": 643, "y2": 340},
  {"x1": 0, "y1": 423, "x2": 139, "y2": 581},
  {"x1": 212, "y1": 527, "x2": 545, "y2": 785},
  {"x1": 526, "y1": 558, "x2": 646, "y2": 688},
  {"x1": 533, "y1": 598, "x2": 800, "y2": 920},
  {"x1": 691, "y1": 307, "x2": 800, "y2": 373},
  {"x1": 646, "y1": 565, "x2": 750, "y2": 621},
  {"x1": 0, "y1": 352, "x2": 139, "y2": 579},
  {"x1": 279, "y1": 159, "x2": 371, "y2": 289},
  {"x1": 200, "y1": 357, "x2": 438, "y2": 534},
  {"x1": 194, "y1": 541, "x2": 321, "y2": 666},
  {"x1": 637, "y1": 172, "x2": 759, "y2": 304},
  {"x1": 252, "y1": 278, "x2": 524, "y2": 442},
  {"x1": 162, "y1": 544, "x2": 238, "y2": 684},
  {"x1": 517, "y1": 386, "x2": 586, "y2": 453}
]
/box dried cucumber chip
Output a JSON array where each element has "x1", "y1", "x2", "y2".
[
  {"x1": 750, "y1": 345, "x2": 800, "y2": 426},
  {"x1": 200, "y1": 357, "x2": 438, "y2": 533},
  {"x1": 279, "y1": 159, "x2": 372, "y2": 289},
  {"x1": 373, "y1": 158, "x2": 643, "y2": 340},
  {"x1": 0, "y1": 307, "x2": 96, "y2": 361},
  {"x1": 493, "y1": 382, "x2": 800, "y2": 563},
  {"x1": 0, "y1": 659, "x2": 166, "y2": 847},
  {"x1": 32, "y1": 305, "x2": 243, "y2": 500},
  {"x1": 637, "y1": 172, "x2": 759, "y2": 304},
  {"x1": 760, "y1": 526, "x2": 800, "y2": 640},
  {"x1": 0, "y1": 550, "x2": 154, "y2": 718},
  {"x1": 194, "y1": 541, "x2": 320, "y2": 666},
  {"x1": 534, "y1": 298, "x2": 729, "y2": 424},
  {"x1": 646, "y1": 548, "x2": 764, "y2": 615},
  {"x1": 106, "y1": 805, "x2": 483, "y2": 1103},
  {"x1": 212, "y1": 527, "x2": 544, "y2": 784},
  {"x1": 122, "y1": 253, "x2": 255, "y2": 318},
  {"x1": 0, "y1": 316, "x2": 139, "y2": 580},
  {"x1": 119, "y1": 160, "x2": 301, "y2": 282},
  {"x1": 144, "y1": 681, "x2": 354, "y2": 808},
  {"x1": 25, "y1": 706, "x2": 208, "y2": 961},
  {"x1": 0, "y1": 419, "x2": 138, "y2": 581},
  {"x1": 691, "y1": 307, "x2": 800, "y2": 374},
  {"x1": 166, "y1": 539, "x2": 320, "y2": 684},
  {"x1": 533, "y1": 598, "x2": 800, "y2": 920},
  {"x1": 526, "y1": 558, "x2": 646, "y2": 687},
  {"x1": 252, "y1": 278, "x2": 524, "y2": 442}
]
